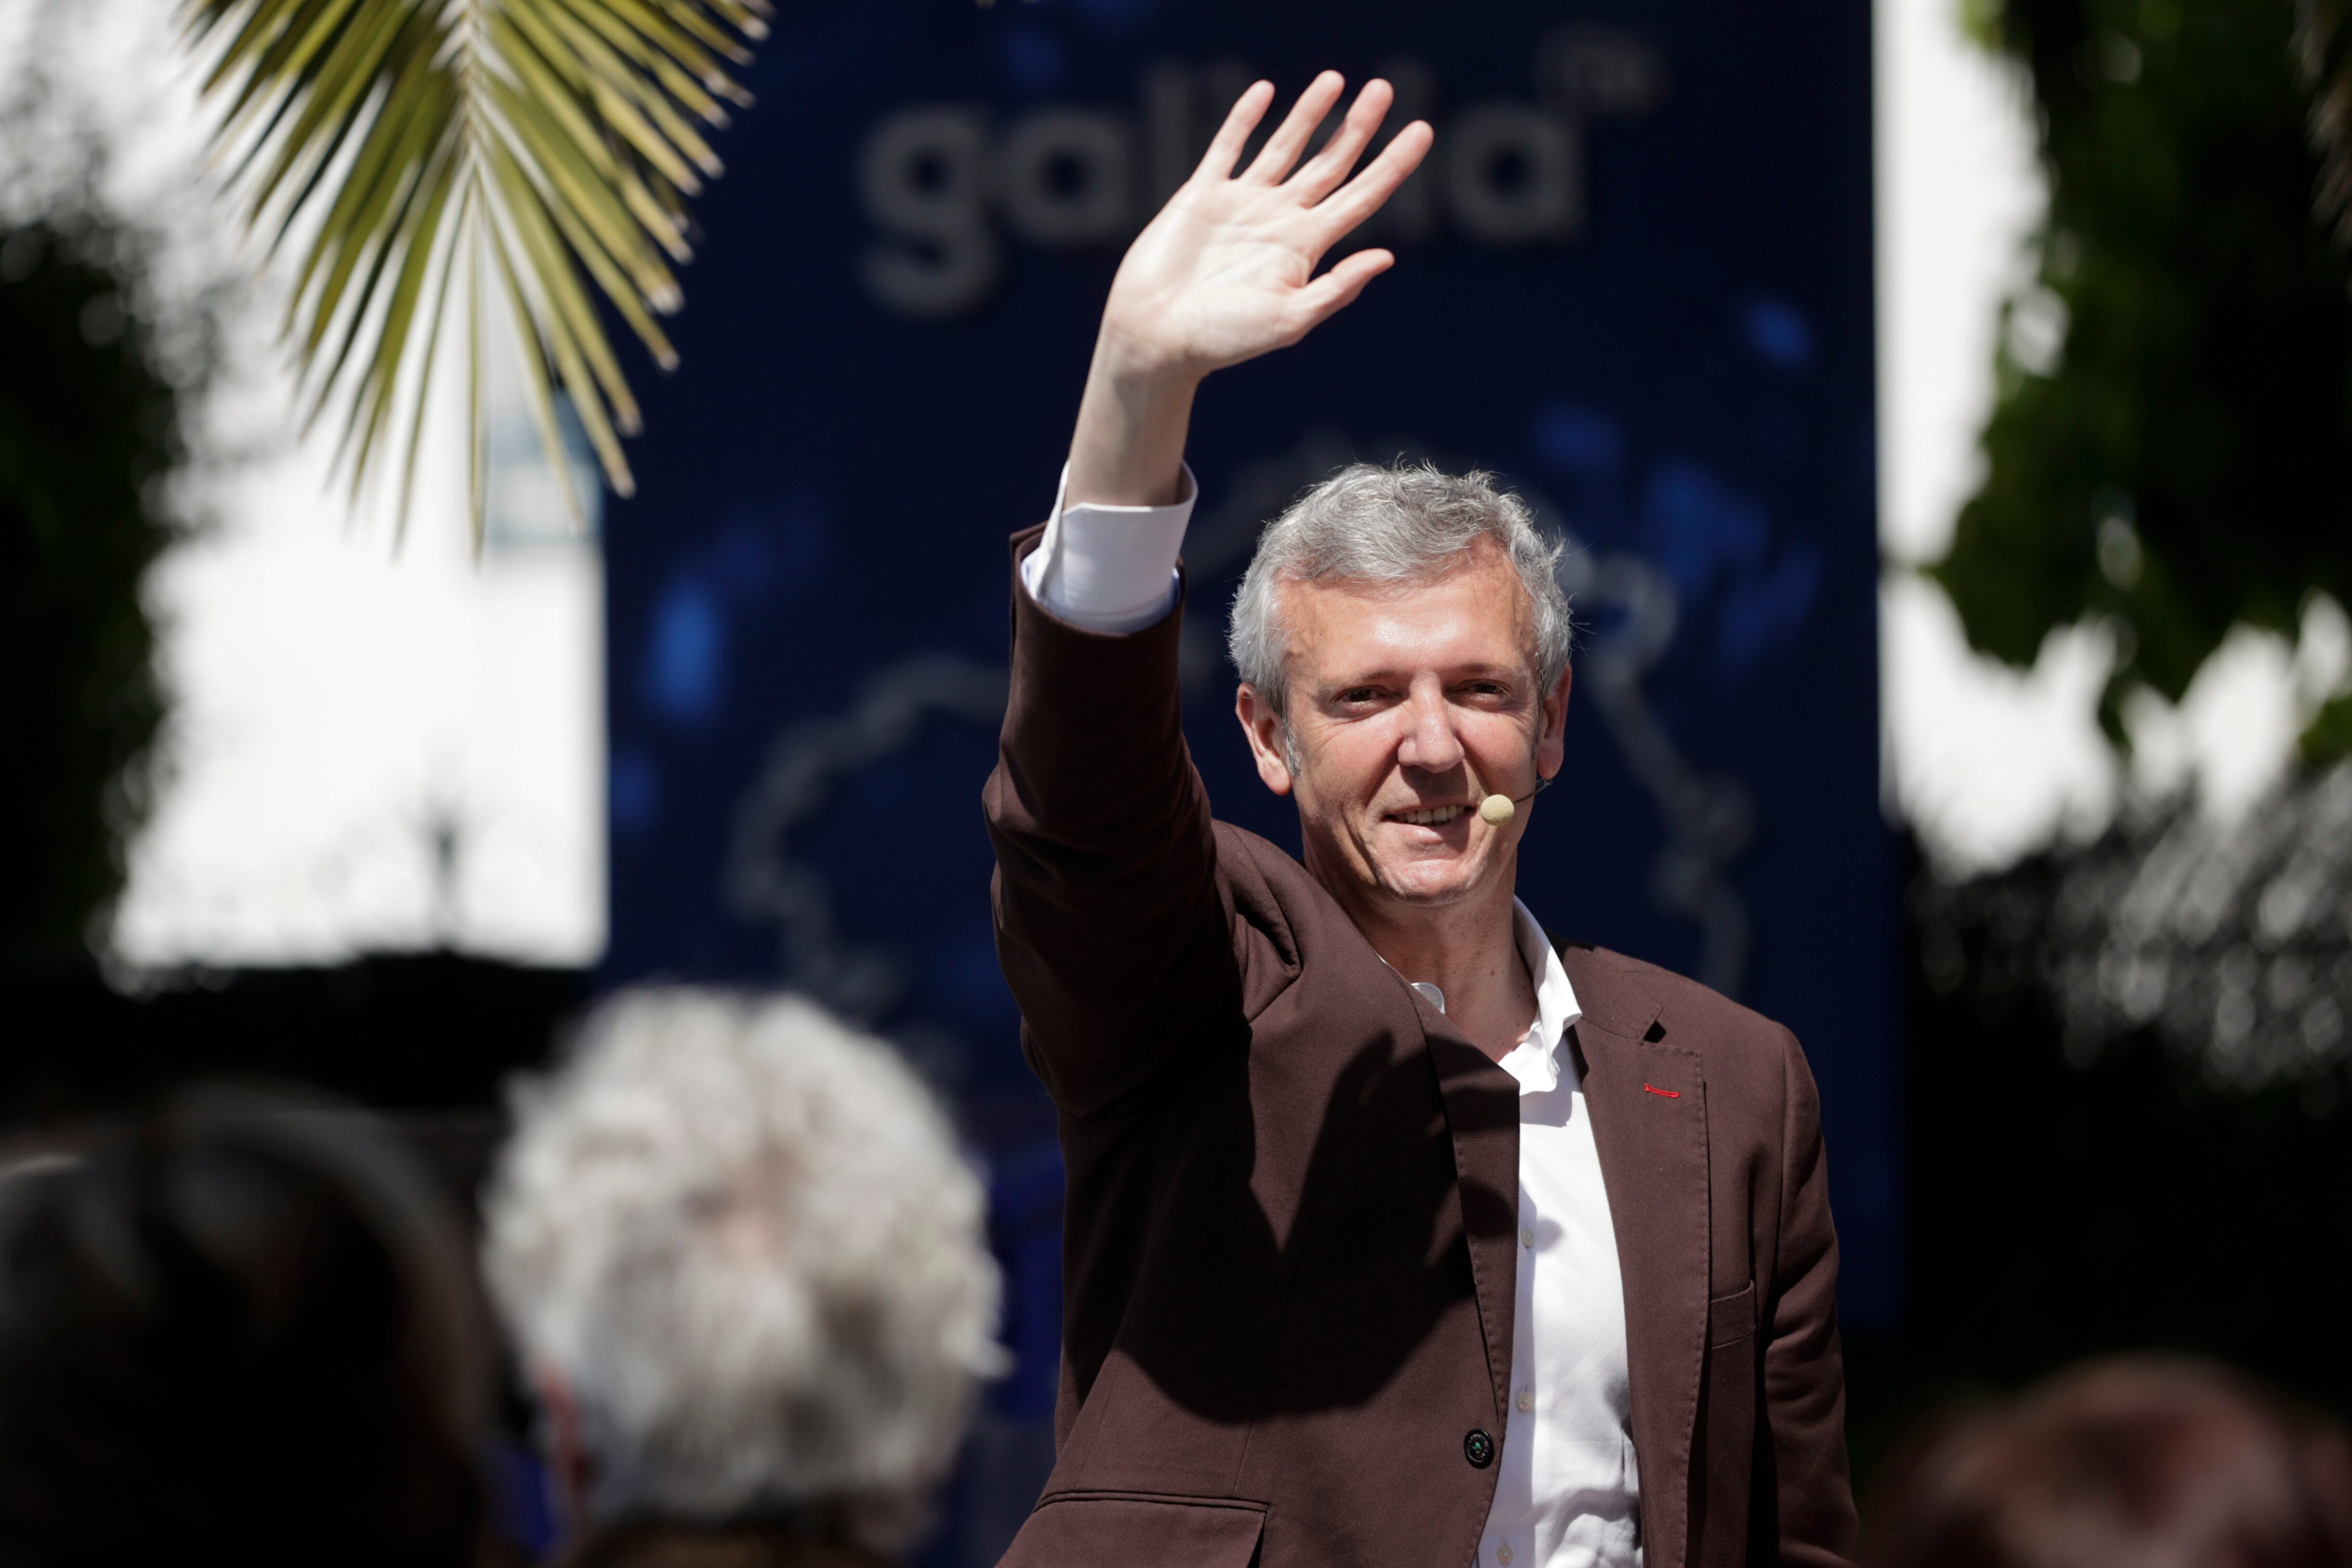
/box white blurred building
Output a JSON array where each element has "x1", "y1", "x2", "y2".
[{"x1": 2, "y1": 0, "x2": 605, "y2": 968}]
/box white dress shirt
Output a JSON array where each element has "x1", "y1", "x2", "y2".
[
  {"x1": 1021, "y1": 464, "x2": 1192, "y2": 633},
  {"x1": 1023, "y1": 473, "x2": 1642, "y2": 1568},
  {"x1": 1474, "y1": 903, "x2": 1642, "y2": 1568}
]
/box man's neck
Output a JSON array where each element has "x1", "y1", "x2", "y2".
[{"x1": 1338, "y1": 875, "x2": 1536, "y2": 1065}]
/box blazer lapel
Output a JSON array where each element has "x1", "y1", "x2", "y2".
[
  {"x1": 1415, "y1": 993, "x2": 1522, "y2": 1430},
  {"x1": 1565, "y1": 958, "x2": 1709, "y2": 1568}
]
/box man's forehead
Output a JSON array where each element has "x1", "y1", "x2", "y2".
[{"x1": 1280, "y1": 551, "x2": 1537, "y2": 679}]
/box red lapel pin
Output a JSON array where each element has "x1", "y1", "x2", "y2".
[{"x1": 1643, "y1": 1083, "x2": 1681, "y2": 1098}]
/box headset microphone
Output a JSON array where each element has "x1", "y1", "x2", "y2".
[{"x1": 1476, "y1": 775, "x2": 1553, "y2": 827}]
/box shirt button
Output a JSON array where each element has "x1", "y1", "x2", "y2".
[
  {"x1": 1498, "y1": 1546, "x2": 1514, "y2": 1566},
  {"x1": 1520, "y1": 1226, "x2": 1535, "y2": 1249},
  {"x1": 1516, "y1": 1388, "x2": 1534, "y2": 1412}
]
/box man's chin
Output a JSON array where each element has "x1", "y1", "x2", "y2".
[
  {"x1": 1368, "y1": 857, "x2": 1490, "y2": 908},
  {"x1": 1300, "y1": 824, "x2": 1501, "y2": 911}
]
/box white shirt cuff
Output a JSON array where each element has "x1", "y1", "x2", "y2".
[{"x1": 1019, "y1": 461, "x2": 1196, "y2": 633}]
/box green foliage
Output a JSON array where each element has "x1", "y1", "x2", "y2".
[
  {"x1": 183, "y1": 0, "x2": 772, "y2": 540},
  {"x1": 0, "y1": 222, "x2": 184, "y2": 960},
  {"x1": 2302, "y1": 688, "x2": 2352, "y2": 758},
  {"x1": 1935, "y1": 0, "x2": 2352, "y2": 751}
]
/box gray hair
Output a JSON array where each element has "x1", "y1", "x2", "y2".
[
  {"x1": 480, "y1": 989, "x2": 1004, "y2": 1542},
  {"x1": 1226, "y1": 461, "x2": 1573, "y2": 723}
]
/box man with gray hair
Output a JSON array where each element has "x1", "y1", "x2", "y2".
[
  {"x1": 480, "y1": 989, "x2": 1004, "y2": 1568},
  {"x1": 985, "y1": 72, "x2": 1854, "y2": 1568}
]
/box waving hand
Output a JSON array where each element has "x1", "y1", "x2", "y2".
[{"x1": 1066, "y1": 75, "x2": 1433, "y2": 507}]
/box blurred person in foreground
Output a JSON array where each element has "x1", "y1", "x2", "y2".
[
  {"x1": 1859, "y1": 1356, "x2": 2352, "y2": 1568},
  {"x1": 986, "y1": 68, "x2": 1852, "y2": 1568},
  {"x1": 0, "y1": 1091, "x2": 491, "y2": 1568},
  {"x1": 481, "y1": 989, "x2": 1003, "y2": 1568}
]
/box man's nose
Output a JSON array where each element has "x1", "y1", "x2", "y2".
[{"x1": 1395, "y1": 688, "x2": 1465, "y2": 774}]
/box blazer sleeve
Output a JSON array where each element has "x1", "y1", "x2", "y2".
[
  {"x1": 983, "y1": 526, "x2": 1241, "y2": 1119},
  {"x1": 1762, "y1": 1027, "x2": 1859, "y2": 1567}
]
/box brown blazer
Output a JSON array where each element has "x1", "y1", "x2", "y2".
[{"x1": 985, "y1": 529, "x2": 1855, "y2": 1568}]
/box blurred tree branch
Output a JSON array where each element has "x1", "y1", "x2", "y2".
[
  {"x1": 1937, "y1": 0, "x2": 2352, "y2": 758},
  {"x1": 182, "y1": 0, "x2": 771, "y2": 542}
]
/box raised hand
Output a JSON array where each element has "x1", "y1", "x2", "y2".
[
  {"x1": 1106, "y1": 74, "x2": 1432, "y2": 380},
  {"x1": 1065, "y1": 74, "x2": 1433, "y2": 507}
]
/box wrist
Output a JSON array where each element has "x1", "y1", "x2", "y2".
[
  {"x1": 1089, "y1": 320, "x2": 1206, "y2": 395},
  {"x1": 1066, "y1": 367, "x2": 1196, "y2": 510}
]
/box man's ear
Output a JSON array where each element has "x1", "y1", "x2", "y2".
[
  {"x1": 1234, "y1": 683, "x2": 1296, "y2": 796},
  {"x1": 532, "y1": 1363, "x2": 594, "y2": 1532},
  {"x1": 1536, "y1": 664, "x2": 1572, "y2": 780}
]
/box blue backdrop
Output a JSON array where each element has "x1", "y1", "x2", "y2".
[{"x1": 603, "y1": 2, "x2": 1890, "y2": 1557}]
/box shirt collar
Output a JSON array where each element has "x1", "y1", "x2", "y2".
[
  {"x1": 1394, "y1": 900, "x2": 1585, "y2": 1098},
  {"x1": 1496, "y1": 899, "x2": 1584, "y2": 1097}
]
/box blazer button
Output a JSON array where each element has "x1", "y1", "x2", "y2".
[{"x1": 1463, "y1": 1428, "x2": 1496, "y2": 1469}]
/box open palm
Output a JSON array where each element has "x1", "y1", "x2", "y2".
[{"x1": 1101, "y1": 74, "x2": 1434, "y2": 381}]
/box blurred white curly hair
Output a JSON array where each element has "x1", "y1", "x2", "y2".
[{"x1": 481, "y1": 989, "x2": 1004, "y2": 1536}]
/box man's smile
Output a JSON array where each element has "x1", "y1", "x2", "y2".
[{"x1": 1385, "y1": 802, "x2": 1471, "y2": 828}]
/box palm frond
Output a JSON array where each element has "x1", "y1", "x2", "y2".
[
  {"x1": 182, "y1": 0, "x2": 771, "y2": 542},
  {"x1": 2300, "y1": 0, "x2": 2352, "y2": 253}
]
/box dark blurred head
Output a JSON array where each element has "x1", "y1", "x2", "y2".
[
  {"x1": 0, "y1": 1090, "x2": 489, "y2": 1568},
  {"x1": 1861, "y1": 1356, "x2": 2352, "y2": 1568}
]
